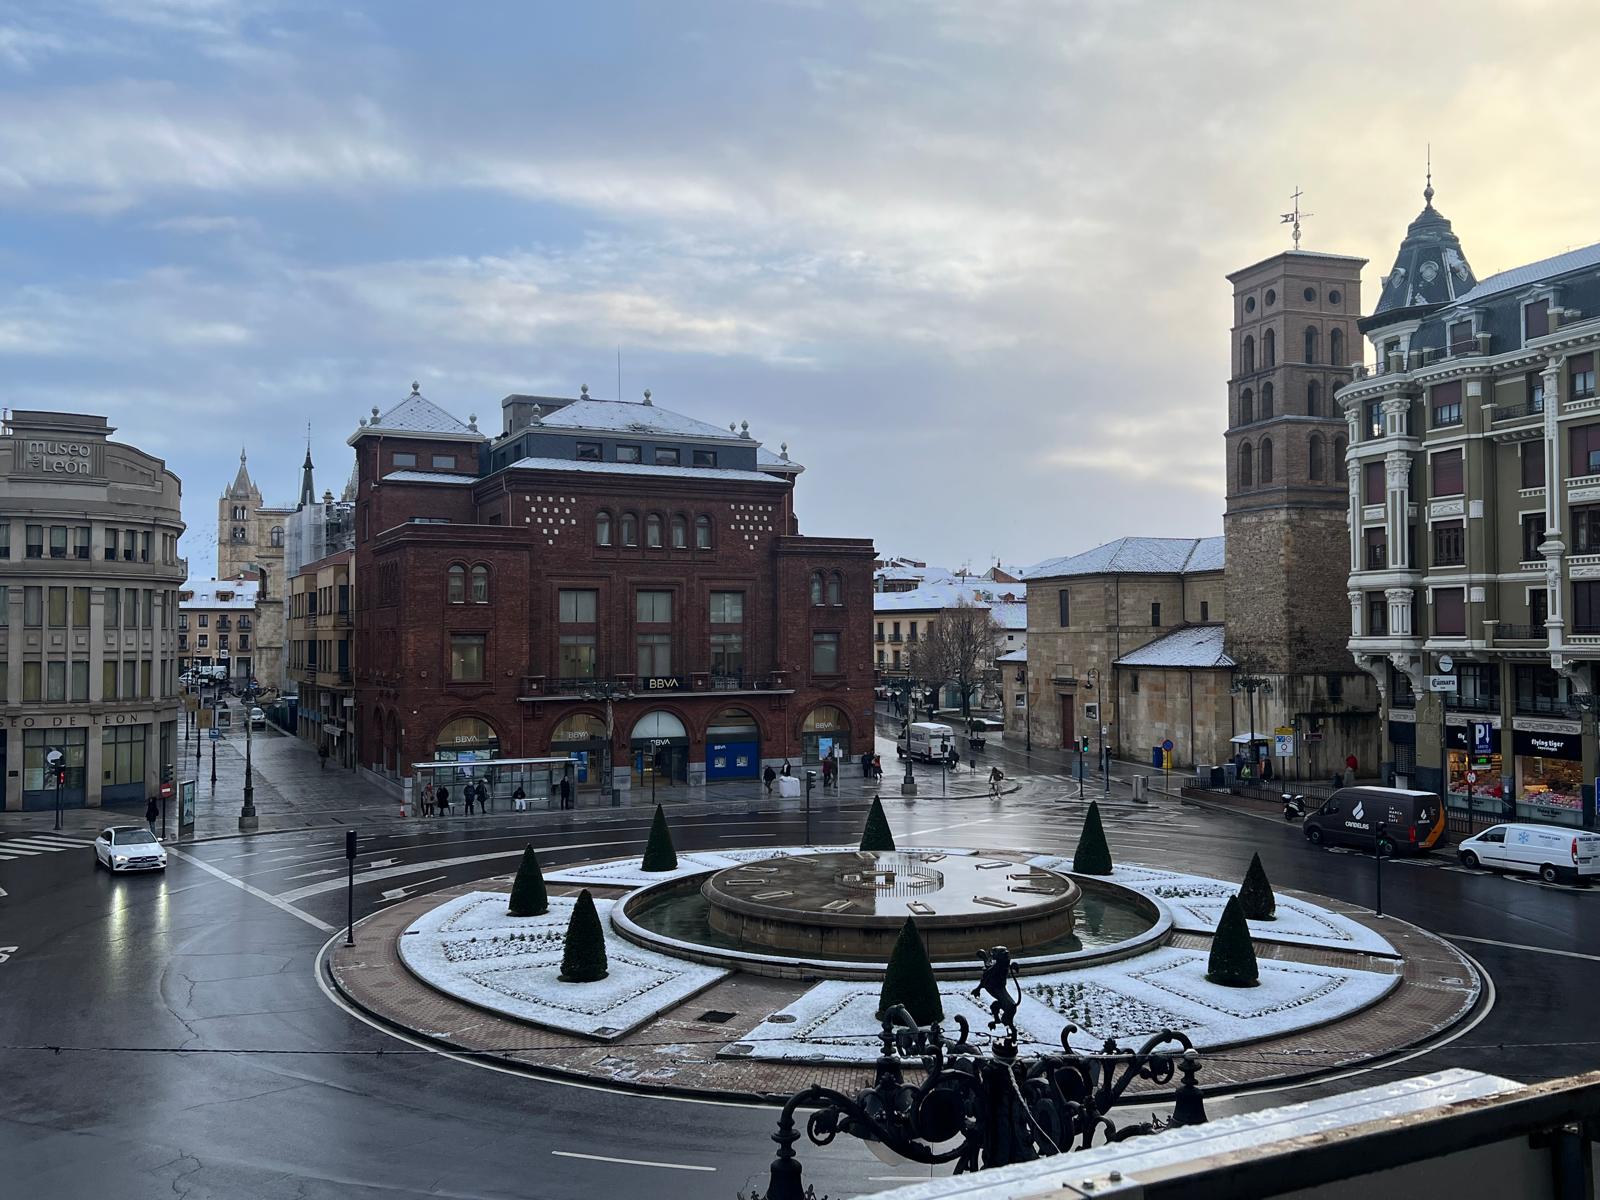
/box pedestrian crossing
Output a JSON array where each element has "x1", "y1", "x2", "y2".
[{"x1": 0, "y1": 834, "x2": 96, "y2": 860}]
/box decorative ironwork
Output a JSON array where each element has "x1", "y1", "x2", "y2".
[{"x1": 745, "y1": 984, "x2": 1207, "y2": 1199}]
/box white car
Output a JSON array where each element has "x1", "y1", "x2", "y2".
[
  {"x1": 1457, "y1": 823, "x2": 1600, "y2": 883},
  {"x1": 249, "y1": 706, "x2": 266, "y2": 728},
  {"x1": 93, "y1": 826, "x2": 167, "y2": 872}
]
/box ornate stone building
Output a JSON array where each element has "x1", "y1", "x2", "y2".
[{"x1": 216, "y1": 450, "x2": 289, "y2": 688}]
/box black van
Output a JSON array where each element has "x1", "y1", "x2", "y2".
[{"x1": 1302, "y1": 787, "x2": 1445, "y2": 856}]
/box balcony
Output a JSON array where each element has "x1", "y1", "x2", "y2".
[
  {"x1": 888, "y1": 634, "x2": 903, "y2": 643},
  {"x1": 1515, "y1": 696, "x2": 1578, "y2": 719},
  {"x1": 1493, "y1": 401, "x2": 1544, "y2": 423},
  {"x1": 1493, "y1": 624, "x2": 1547, "y2": 644},
  {"x1": 1444, "y1": 694, "x2": 1498, "y2": 713}
]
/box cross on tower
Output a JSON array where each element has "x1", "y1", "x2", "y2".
[{"x1": 1281, "y1": 187, "x2": 1313, "y2": 250}]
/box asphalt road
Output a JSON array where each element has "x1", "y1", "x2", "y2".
[{"x1": 3, "y1": 772, "x2": 1597, "y2": 1199}]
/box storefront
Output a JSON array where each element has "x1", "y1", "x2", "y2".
[
  {"x1": 1445, "y1": 721, "x2": 1503, "y2": 813},
  {"x1": 1512, "y1": 727, "x2": 1585, "y2": 827},
  {"x1": 22, "y1": 728, "x2": 87, "y2": 810},
  {"x1": 801, "y1": 704, "x2": 851, "y2": 764},
  {"x1": 630, "y1": 710, "x2": 688, "y2": 788},
  {"x1": 100, "y1": 723, "x2": 149, "y2": 805},
  {"x1": 549, "y1": 712, "x2": 608, "y2": 788},
  {"x1": 705, "y1": 707, "x2": 760, "y2": 781},
  {"x1": 433, "y1": 716, "x2": 500, "y2": 763}
]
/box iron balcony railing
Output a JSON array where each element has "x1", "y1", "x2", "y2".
[
  {"x1": 1493, "y1": 400, "x2": 1545, "y2": 422},
  {"x1": 1494, "y1": 624, "x2": 1547, "y2": 642}
]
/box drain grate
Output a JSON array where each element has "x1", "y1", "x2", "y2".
[{"x1": 695, "y1": 1010, "x2": 738, "y2": 1025}]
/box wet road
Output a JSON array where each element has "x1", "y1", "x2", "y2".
[{"x1": 2, "y1": 783, "x2": 1596, "y2": 1198}]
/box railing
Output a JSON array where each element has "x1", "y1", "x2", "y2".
[
  {"x1": 1432, "y1": 555, "x2": 1465, "y2": 568},
  {"x1": 523, "y1": 672, "x2": 783, "y2": 696},
  {"x1": 1514, "y1": 697, "x2": 1579, "y2": 718},
  {"x1": 1449, "y1": 339, "x2": 1480, "y2": 356},
  {"x1": 888, "y1": 634, "x2": 903, "y2": 642},
  {"x1": 1444, "y1": 695, "x2": 1498, "y2": 713},
  {"x1": 1493, "y1": 401, "x2": 1545, "y2": 422},
  {"x1": 1493, "y1": 624, "x2": 1547, "y2": 641}
]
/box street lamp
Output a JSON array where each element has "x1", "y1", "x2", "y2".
[
  {"x1": 899, "y1": 677, "x2": 918, "y2": 797},
  {"x1": 1230, "y1": 671, "x2": 1273, "y2": 783},
  {"x1": 239, "y1": 680, "x2": 258, "y2": 832},
  {"x1": 47, "y1": 748, "x2": 63, "y2": 831},
  {"x1": 579, "y1": 680, "x2": 632, "y2": 799}
]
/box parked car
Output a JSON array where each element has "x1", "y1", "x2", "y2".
[
  {"x1": 1301, "y1": 787, "x2": 1445, "y2": 856},
  {"x1": 1457, "y1": 823, "x2": 1600, "y2": 883},
  {"x1": 249, "y1": 706, "x2": 266, "y2": 728},
  {"x1": 93, "y1": 826, "x2": 167, "y2": 872}
]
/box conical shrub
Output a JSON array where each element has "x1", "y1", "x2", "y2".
[
  {"x1": 859, "y1": 796, "x2": 896, "y2": 852},
  {"x1": 1072, "y1": 801, "x2": 1113, "y2": 874},
  {"x1": 558, "y1": 889, "x2": 608, "y2": 983},
  {"x1": 641, "y1": 803, "x2": 678, "y2": 872},
  {"x1": 1238, "y1": 852, "x2": 1276, "y2": 921},
  {"x1": 506, "y1": 844, "x2": 549, "y2": 917},
  {"x1": 1206, "y1": 895, "x2": 1259, "y2": 987},
  {"x1": 877, "y1": 918, "x2": 943, "y2": 1025}
]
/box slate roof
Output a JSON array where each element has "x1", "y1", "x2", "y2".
[
  {"x1": 355, "y1": 386, "x2": 484, "y2": 442},
  {"x1": 536, "y1": 397, "x2": 751, "y2": 442},
  {"x1": 180, "y1": 578, "x2": 260, "y2": 610},
  {"x1": 758, "y1": 445, "x2": 804, "y2": 473},
  {"x1": 1455, "y1": 240, "x2": 1600, "y2": 306},
  {"x1": 1369, "y1": 190, "x2": 1477, "y2": 323},
  {"x1": 382, "y1": 470, "x2": 477, "y2": 485},
  {"x1": 1114, "y1": 625, "x2": 1234, "y2": 669},
  {"x1": 504, "y1": 456, "x2": 784, "y2": 485},
  {"x1": 1025, "y1": 536, "x2": 1224, "y2": 580}
]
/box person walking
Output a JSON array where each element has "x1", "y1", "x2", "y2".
[
  {"x1": 317, "y1": 741, "x2": 329, "y2": 770},
  {"x1": 872, "y1": 755, "x2": 883, "y2": 781},
  {"x1": 988, "y1": 765, "x2": 1004, "y2": 800},
  {"x1": 763, "y1": 765, "x2": 776, "y2": 796},
  {"x1": 420, "y1": 782, "x2": 435, "y2": 819},
  {"x1": 145, "y1": 796, "x2": 160, "y2": 836}
]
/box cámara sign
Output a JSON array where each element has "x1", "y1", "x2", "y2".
[{"x1": 19, "y1": 438, "x2": 100, "y2": 478}]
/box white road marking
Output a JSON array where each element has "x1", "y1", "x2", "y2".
[
  {"x1": 0, "y1": 846, "x2": 45, "y2": 856},
  {"x1": 1444, "y1": 933, "x2": 1600, "y2": 963},
  {"x1": 377, "y1": 876, "x2": 447, "y2": 903},
  {"x1": 362, "y1": 858, "x2": 400, "y2": 870},
  {"x1": 8, "y1": 835, "x2": 94, "y2": 848},
  {"x1": 550, "y1": 1150, "x2": 714, "y2": 1172},
  {"x1": 167, "y1": 848, "x2": 336, "y2": 932},
  {"x1": 282, "y1": 867, "x2": 344, "y2": 881}
]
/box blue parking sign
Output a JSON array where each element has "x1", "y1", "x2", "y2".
[{"x1": 1472, "y1": 722, "x2": 1492, "y2": 755}]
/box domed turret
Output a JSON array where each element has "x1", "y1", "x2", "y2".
[{"x1": 1365, "y1": 177, "x2": 1476, "y2": 332}]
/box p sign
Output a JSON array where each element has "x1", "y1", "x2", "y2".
[{"x1": 1472, "y1": 722, "x2": 1493, "y2": 755}]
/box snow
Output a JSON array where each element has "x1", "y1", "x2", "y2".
[
  {"x1": 381, "y1": 470, "x2": 476, "y2": 485},
  {"x1": 180, "y1": 578, "x2": 260, "y2": 610},
  {"x1": 872, "y1": 581, "x2": 1027, "y2": 612},
  {"x1": 535, "y1": 396, "x2": 748, "y2": 441},
  {"x1": 1025, "y1": 536, "x2": 1225, "y2": 581},
  {"x1": 726, "y1": 946, "x2": 1399, "y2": 1065},
  {"x1": 1456, "y1": 240, "x2": 1600, "y2": 305},
  {"x1": 543, "y1": 846, "x2": 976, "y2": 888},
  {"x1": 370, "y1": 391, "x2": 482, "y2": 438},
  {"x1": 504, "y1": 455, "x2": 784, "y2": 485},
  {"x1": 1025, "y1": 859, "x2": 1396, "y2": 956},
  {"x1": 1114, "y1": 625, "x2": 1235, "y2": 669},
  {"x1": 399, "y1": 891, "x2": 728, "y2": 1040}
]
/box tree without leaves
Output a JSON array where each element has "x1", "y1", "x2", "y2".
[
  {"x1": 641, "y1": 803, "x2": 678, "y2": 872},
  {"x1": 559, "y1": 889, "x2": 609, "y2": 983},
  {"x1": 1072, "y1": 800, "x2": 1113, "y2": 874},
  {"x1": 1238, "y1": 851, "x2": 1276, "y2": 921},
  {"x1": 859, "y1": 796, "x2": 896, "y2": 851},
  {"x1": 907, "y1": 598, "x2": 1002, "y2": 729},
  {"x1": 877, "y1": 918, "x2": 944, "y2": 1025},
  {"x1": 506, "y1": 844, "x2": 549, "y2": 917},
  {"x1": 1206, "y1": 895, "x2": 1259, "y2": 987}
]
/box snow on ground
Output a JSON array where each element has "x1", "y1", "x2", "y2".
[
  {"x1": 725, "y1": 947, "x2": 1399, "y2": 1065},
  {"x1": 400, "y1": 891, "x2": 727, "y2": 1040},
  {"x1": 543, "y1": 845, "x2": 975, "y2": 887},
  {"x1": 1026, "y1": 857, "x2": 1395, "y2": 956}
]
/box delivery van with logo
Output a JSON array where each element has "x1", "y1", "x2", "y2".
[
  {"x1": 1456, "y1": 823, "x2": 1600, "y2": 883},
  {"x1": 1302, "y1": 786, "x2": 1445, "y2": 856}
]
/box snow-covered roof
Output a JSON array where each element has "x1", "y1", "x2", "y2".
[
  {"x1": 757, "y1": 444, "x2": 804, "y2": 473},
  {"x1": 536, "y1": 397, "x2": 751, "y2": 443},
  {"x1": 876, "y1": 565, "x2": 955, "y2": 583},
  {"x1": 180, "y1": 578, "x2": 260, "y2": 610},
  {"x1": 1114, "y1": 625, "x2": 1234, "y2": 669},
  {"x1": 504, "y1": 456, "x2": 785, "y2": 486},
  {"x1": 995, "y1": 647, "x2": 1028, "y2": 664},
  {"x1": 382, "y1": 470, "x2": 477, "y2": 485},
  {"x1": 1026, "y1": 536, "x2": 1225, "y2": 580},
  {"x1": 873, "y1": 581, "x2": 1026, "y2": 613},
  {"x1": 351, "y1": 386, "x2": 485, "y2": 444},
  {"x1": 1455, "y1": 240, "x2": 1600, "y2": 306},
  {"x1": 989, "y1": 600, "x2": 1027, "y2": 630}
]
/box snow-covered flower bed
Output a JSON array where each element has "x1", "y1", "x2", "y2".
[
  {"x1": 400, "y1": 891, "x2": 727, "y2": 1040},
  {"x1": 543, "y1": 845, "x2": 975, "y2": 887},
  {"x1": 1026, "y1": 858, "x2": 1395, "y2": 956},
  {"x1": 725, "y1": 947, "x2": 1400, "y2": 1065}
]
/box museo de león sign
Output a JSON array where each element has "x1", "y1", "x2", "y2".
[{"x1": 21, "y1": 439, "x2": 100, "y2": 477}]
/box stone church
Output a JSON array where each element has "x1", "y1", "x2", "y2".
[{"x1": 215, "y1": 449, "x2": 291, "y2": 688}]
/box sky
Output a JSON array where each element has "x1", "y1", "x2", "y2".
[{"x1": 3, "y1": 1, "x2": 1598, "y2": 575}]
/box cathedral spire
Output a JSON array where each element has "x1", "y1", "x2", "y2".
[
  {"x1": 297, "y1": 427, "x2": 315, "y2": 510},
  {"x1": 229, "y1": 447, "x2": 255, "y2": 498}
]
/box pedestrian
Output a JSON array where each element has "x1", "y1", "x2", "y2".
[
  {"x1": 560, "y1": 774, "x2": 573, "y2": 810},
  {"x1": 872, "y1": 755, "x2": 883, "y2": 781},
  {"x1": 860, "y1": 751, "x2": 871, "y2": 779},
  {"x1": 989, "y1": 765, "x2": 1004, "y2": 800},
  {"x1": 513, "y1": 783, "x2": 527, "y2": 810},
  {"x1": 318, "y1": 741, "x2": 328, "y2": 770},
  {"x1": 464, "y1": 784, "x2": 476, "y2": 816},
  {"x1": 421, "y1": 782, "x2": 435, "y2": 818},
  {"x1": 145, "y1": 795, "x2": 160, "y2": 836},
  {"x1": 481, "y1": 779, "x2": 493, "y2": 814},
  {"x1": 763, "y1": 765, "x2": 776, "y2": 796},
  {"x1": 821, "y1": 757, "x2": 833, "y2": 788},
  {"x1": 437, "y1": 784, "x2": 450, "y2": 816}
]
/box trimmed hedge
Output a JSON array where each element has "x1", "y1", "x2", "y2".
[
  {"x1": 859, "y1": 796, "x2": 896, "y2": 852},
  {"x1": 506, "y1": 844, "x2": 549, "y2": 917},
  {"x1": 1238, "y1": 852, "x2": 1277, "y2": 921},
  {"x1": 877, "y1": 918, "x2": 944, "y2": 1025},
  {"x1": 641, "y1": 804, "x2": 679, "y2": 872},
  {"x1": 1206, "y1": 895, "x2": 1259, "y2": 987},
  {"x1": 559, "y1": 889, "x2": 609, "y2": 983},
  {"x1": 1072, "y1": 801, "x2": 1113, "y2": 875}
]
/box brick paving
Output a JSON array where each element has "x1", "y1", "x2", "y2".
[{"x1": 328, "y1": 860, "x2": 1482, "y2": 1104}]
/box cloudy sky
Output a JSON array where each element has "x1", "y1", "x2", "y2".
[{"x1": 3, "y1": 1, "x2": 1597, "y2": 573}]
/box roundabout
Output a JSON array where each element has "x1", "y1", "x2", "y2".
[{"x1": 329, "y1": 836, "x2": 1483, "y2": 1101}]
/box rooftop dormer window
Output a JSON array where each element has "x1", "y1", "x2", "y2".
[
  {"x1": 616, "y1": 445, "x2": 641, "y2": 464},
  {"x1": 577, "y1": 442, "x2": 602, "y2": 461},
  {"x1": 693, "y1": 449, "x2": 717, "y2": 468},
  {"x1": 654, "y1": 447, "x2": 680, "y2": 466}
]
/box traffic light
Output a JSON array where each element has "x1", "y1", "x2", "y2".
[{"x1": 1079, "y1": 735, "x2": 1090, "y2": 753}]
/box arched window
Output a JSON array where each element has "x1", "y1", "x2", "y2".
[
  {"x1": 621, "y1": 513, "x2": 638, "y2": 546},
  {"x1": 1263, "y1": 328, "x2": 1276, "y2": 367},
  {"x1": 470, "y1": 565, "x2": 489, "y2": 603},
  {"x1": 1329, "y1": 328, "x2": 1344, "y2": 366},
  {"x1": 695, "y1": 515, "x2": 712, "y2": 549},
  {"x1": 596, "y1": 511, "x2": 612, "y2": 546},
  {"x1": 810, "y1": 571, "x2": 824, "y2": 606},
  {"x1": 671, "y1": 514, "x2": 687, "y2": 548},
  {"x1": 646, "y1": 513, "x2": 663, "y2": 548},
  {"x1": 1260, "y1": 438, "x2": 1275, "y2": 483},
  {"x1": 447, "y1": 564, "x2": 465, "y2": 604},
  {"x1": 1241, "y1": 334, "x2": 1255, "y2": 374},
  {"x1": 1261, "y1": 381, "x2": 1274, "y2": 418},
  {"x1": 1239, "y1": 443, "x2": 1254, "y2": 488},
  {"x1": 1307, "y1": 379, "x2": 1320, "y2": 416},
  {"x1": 1304, "y1": 325, "x2": 1319, "y2": 364},
  {"x1": 827, "y1": 572, "x2": 842, "y2": 605},
  {"x1": 1240, "y1": 387, "x2": 1254, "y2": 424},
  {"x1": 1309, "y1": 433, "x2": 1325, "y2": 481},
  {"x1": 231, "y1": 505, "x2": 245, "y2": 521},
  {"x1": 270, "y1": 526, "x2": 283, "y2": 547}
]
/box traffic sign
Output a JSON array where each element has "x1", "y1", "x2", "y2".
[
  {"x1": 1274, "y1": 733, "x2": 1295, "y2": 757},
  {"x1": 1161, "y1": 738, "x2": 1174, "y2": 752},
  {"x1": 1438, "y1": 654, "x2": 1455, "y2": 673},
  {"x1": 1472, "y1": 722, "x2": 1493, "y2": 754},
  {"x1": 1427, "y1": 675, "x2": 1459, "y2": 692},
  {"x1": 1466, "y1": 771, "x2": 1478, "y2": 785}
]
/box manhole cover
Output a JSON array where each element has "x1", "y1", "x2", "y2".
[{"x1": 696, "y1": 1010, "x2": 738, "y2": 1024}]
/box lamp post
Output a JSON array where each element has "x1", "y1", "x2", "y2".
[
  {"x1": 899, "y1": 678, "x2": 918, "y2": 797},
  {"x1": 580, "y1": 680, "x2": 632, "y2": 800},
  {"x1": 47, "y1": 748, "x2": 63, "y2": 831},
  {"x1": 239, "y1": 680, "x2": 258, "y2": 832},
  {"x1": 1230, "y1": 670, "x2": 1273, "y2": 784}
]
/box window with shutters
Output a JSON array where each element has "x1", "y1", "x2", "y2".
[
  {"x1": 1569, "y1": 424, "x2": 1600, "y2": 477},
  {"x1": 1432, "y1": 521, "x2": 1464, "y2": 566},
  {"x1": 1571, "y1": 353, "x2": 1596, "y2": 400},
  {"x1": 1525, "y1": 298, "x2": 1550, "y2": 341},
  {"x1": 1431, "y1": 450, "x2": 1463, "y2": 496},
  {"x1": 1522, "y1": 443, "x2": 1545, "y2": 489},
  {"x1": 1431, "y1": 381, "x2": 1462, "y2": 427},
  {"x1": 1433, "y1": 588, "x2": 1466, "y2": 636}
]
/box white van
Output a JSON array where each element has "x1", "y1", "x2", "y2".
[
  {"x1": 903, "y1": 722, "x2": 956, "y2": 763},
  {"x1": 1457, "y1": 823, "x2": 1600, "y2": 883}
]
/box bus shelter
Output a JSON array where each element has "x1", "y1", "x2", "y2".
[{"x1": 408, "y1": 755, "x2": 577, "y2": 815}]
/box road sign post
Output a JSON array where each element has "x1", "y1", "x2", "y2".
[
  {"x1": 1433, "y1": 658, "x2": 1457, "y2": 822},
  {"x1": 345, "y1": 829, "x2": 358, "y2": 946}
]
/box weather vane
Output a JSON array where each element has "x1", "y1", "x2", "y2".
[{"x1": 1281, "y1": 186, "x2": 1312, "y2": 250}]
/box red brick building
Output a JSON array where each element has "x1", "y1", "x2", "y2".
[{"x1": 349, "y1": 384, "x2": 876, "y2": 798}]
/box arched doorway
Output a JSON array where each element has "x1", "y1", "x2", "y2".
[
  {"x1": 434, "y1": 715, "x2": 500, "y2": 763},
  {"x1": 630, "y1": 710, "x2": 689, "y2": 789},
  {"x1": 550, "y1": 712, "x2": 608, "y2": 789},
  {"x1": 801, "y1": 705, "x2": 851, "y2": 764},
  {"x1": 705, "y1": 707, "x2": 760, "y2": 781}
]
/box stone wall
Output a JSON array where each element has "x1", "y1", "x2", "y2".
[{"x1": 1224, "y1": 506, "x2": 1353, "y2": 674}]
